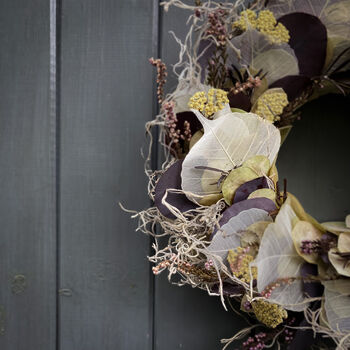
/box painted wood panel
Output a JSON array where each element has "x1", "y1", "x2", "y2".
[
  {"x1": 0, "y1": 1, "x2": 56, "y2": 349},
  {"x1": 58, "y1": 1, "x2": 155, "y2": 349}
]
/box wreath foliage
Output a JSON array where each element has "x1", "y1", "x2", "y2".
[{"x1": 129, "y1": 1, "x2": 350, "y2": 348}]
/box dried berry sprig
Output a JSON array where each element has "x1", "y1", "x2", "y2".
[
  {"x1": 228, "y1": 65, "x2": 266, "y2": 97},
  {"x1": 163, "y1": 101, "x2": 180, "y2": 144},
  {"x1": 230, "y1": 76, "x2": 262, "y2": 95},
  {"x1": 149, "y1": 57, "x2": 168, "y2": 104},
  {"x1": 240, "y1": 313, "x2": 297, "y2": 349},
  {"x1": 163, "y1": 101, "x2": 193, "y2": 157},
  {"x1": 261, "y1": 277, "x2": 297, "y2": 299},
  {"x1": 242, "y1": 332, "x2": 267, "y2": 350},
  {"x1": 206, "y1": 9, "x2": 228, "y2": 47}
]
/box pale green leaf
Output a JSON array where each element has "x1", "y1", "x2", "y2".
[{"x1": 253, "y1": 202, "x2": 308, "y2": 311}]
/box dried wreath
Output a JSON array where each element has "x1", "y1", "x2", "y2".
[{"x1": 127, "y1": 1, "x2": 350, "y2": 349}]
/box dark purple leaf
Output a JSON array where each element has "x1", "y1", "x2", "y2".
[
  {"x1": 270, "y1": 75, "x2": 311, "y2": 101},
  {"x1": 278, "y1": 13, "x2": 327, "y2": 77},
  {"x1": 228, "y1": 91, "x2": 252, "y2": 111},
  {"x1": 301, "y1": 263, "x2": 324, "y2": 298},
  {"x1": 154, "y1": 160, "x2": 198, "y2": 219},
  {"x1": 233, "y1": 177, "x2": 269, "y2": 203}
]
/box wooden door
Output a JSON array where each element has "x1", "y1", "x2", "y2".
[{"x1": 0, "y1": 1, "x2": 349, "y2": 349}]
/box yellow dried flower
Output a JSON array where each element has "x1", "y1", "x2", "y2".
[
  {"x1": 272, "y1": 22, "x2": 290, "y2": 44},
  {"x1": 234, "y1": 9, "x2": 290, "y2": 44},
  {"x1": 233, "y1": 9, "x2": 257, "y2": 31},
  {"x1": 257, "y1": 10, "x2": 290, "y2": 44},
  {"x1": 257, "y1": 10, "x2": 277, "y2": 31},
  {"x1": 188, "y1": 88, "x2": 229, "y2": 117},
  {"x1": 252, "y1": 299, "x2": 288, "y2": 328},
  {"x1": 254, "y1": 90, "x2": 288, "y2": 122},
  {"x1": 227, "y1": 247, "x2": 257, "y2": 283},
  {"x1": 188, "y1": 91, "x2": 207, "y2": 112}
]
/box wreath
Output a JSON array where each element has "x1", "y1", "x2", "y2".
[{"x1": 128, "y1": 1, "x2": 350, "y2": 349}]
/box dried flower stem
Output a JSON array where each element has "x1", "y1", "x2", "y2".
[{"x1": 149, "y1": 57, "x2": 168, "y2": 104}]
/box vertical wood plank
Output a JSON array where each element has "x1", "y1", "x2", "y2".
[
  {"x1": 0, "y1": 1, "x2": 56, "y2": 349},
  {"x1": 59, "y1": 1, "x2": 154, "y2": 349}
]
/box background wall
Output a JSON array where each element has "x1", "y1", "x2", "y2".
[{"x1": 0, "y1": 1, "x2": 348, "y2": 350}]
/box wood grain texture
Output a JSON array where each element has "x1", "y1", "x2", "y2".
[
  {"x1": 0, "y1": 1, "x2": 56, "y2": 349},
  {"x1": 59, "y1": 1, "x2": 154, "y2": 349}
]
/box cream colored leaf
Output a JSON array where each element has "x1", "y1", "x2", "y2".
[
  {"x1": 346, "y1": 214, "x2": 350, "y2": 228},
  {"x1": 189, "y1": 129, "x2": 203, "y2": 150},
  {"x1": 244, "y1": 155, "x2": 271, "y2": 175},
  {"x1": 286, "y1": 193, "x2": 325, "y2": 232},
  {"x1": 253, "y1": 202, "x2": 308, "y2": 311},
  {"x1": 328, "y1": 248, "x2": 350, "y2": 277},
  {"x1": 291, "y1": 221, "x2": 323, "y2": 264},
  {"x1": 268, "y1": 163, "x2": 279, "y2": 184},
  {"x1": 181, "y1": 110, "x2": 280, "y2": 204},
  {"x1": 231, "y1": 29, "x2": 299, "y2": 85},
  {"x1": 267, "y1": 0, "x2": 332, "y2": 19},
  {"x1": 241, "y1": 221, "x2": 271, "y2": 254},
  {"x1": 322, "y1": 221, "x2": 350, "y2": 235},
  {"x1": 323, "y1": 1, "x2": 350, "y2": 39},
  {"x1": 328, "y1": 233, "x2": 350, "y2": 277},
  {"x1": 252, "y1": 50, "x2": 298, "y2": 86},
  {"x1": 208, "y1": 208, "x2": 272, "y2": 264},
  {"x1": 339, "y1": 233, "x2": 350, "y2": 252},
  {"x1": 323, "y1": 279, "x2": 350, "y2": 334}
]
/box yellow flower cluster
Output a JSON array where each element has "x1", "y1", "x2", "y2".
[
  {"x1": 233, "y1": 9, "x2": 257, "y2": 31},
  {"x1": 257, "y1": 10, "x2": 290, "y2": 44},
  {"x1": 252, "y1": 300, "x2": 288, "y2": 328},
  {"x1": 233, "y1": 10, "x2": 290, "y2": 44},
  {"x1": 255, "y1": 91, "x2": 288, "y2": 122},
  {"x1": 188, "y1": 88, "x2": 229, "y2": 117},
  {"x1": 227, "y1": 247, "x2": 257, "y2": 283}
]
